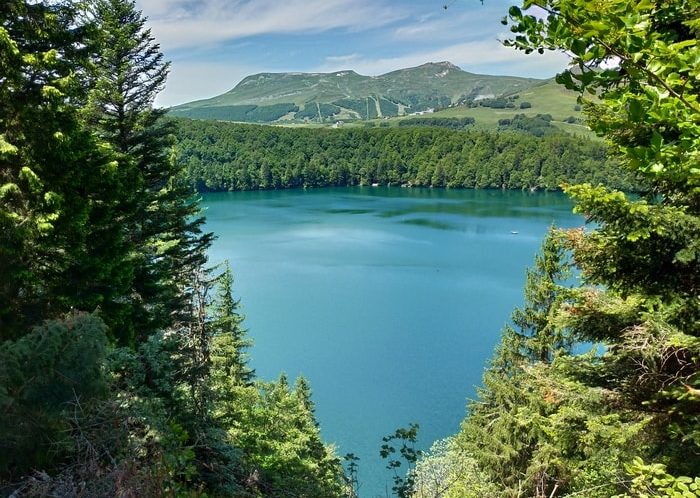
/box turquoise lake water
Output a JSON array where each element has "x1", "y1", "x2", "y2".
[{"x1": 202, "y1": 187, "x2": 582, "y2": 498}]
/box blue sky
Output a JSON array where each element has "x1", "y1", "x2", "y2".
[{"x1": 135, "y1": 0, "x2": 569, "y2": 107}]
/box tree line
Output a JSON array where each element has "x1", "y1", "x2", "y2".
[
  {"x1": 0, "y1": 1, "x2": 346, "y2": 496},
  {"x1": 174, "y1": 119, "x2": 637, "y2": 192}
]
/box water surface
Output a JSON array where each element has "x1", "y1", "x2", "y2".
[{"x1": 203, "y1": 187, "x2": 582, "y2": 497}]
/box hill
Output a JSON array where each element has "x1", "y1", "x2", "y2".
[
  {"x1": 382, "y1": 78, "x2": 590, "y2": 136},
  {"x1": 169, "y1": 61, "x2": 550, "y2": 123}
]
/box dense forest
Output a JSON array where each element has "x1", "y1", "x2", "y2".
[
  {"x1": 0, "y1": 1, "x2": 346, "y2": 496},
  {"x1": 175, "y1": 119, "x2": 636, "y2": 192},
  {"x1": 1, "y1": 0, "x2": 699, "y2": 497}
]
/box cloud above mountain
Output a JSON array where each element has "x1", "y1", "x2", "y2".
[
  {"x1": 319, "y1": 41, "x2": 568, "y2": 77},
  {"x1": 139, "y1": 0, "x2": 405, "y2": 49},
  {"x1": 135, "y1": 0, "x2": 570, "y2": 107}
]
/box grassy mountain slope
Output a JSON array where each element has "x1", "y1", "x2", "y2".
[
  {"x1": 169, "y1": 62, "x2": 546, "y2": 123},
  {"x1": 378, "y1": 79, "x2": 591, "y2": 136}
]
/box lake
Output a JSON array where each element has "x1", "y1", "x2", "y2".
[{"x1": 202, "y1": 187, "x2": 582, "y2": 498}]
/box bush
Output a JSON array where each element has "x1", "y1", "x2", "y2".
[{"x1": 0, "y1": 312, "x2": 109, "y2": 477}]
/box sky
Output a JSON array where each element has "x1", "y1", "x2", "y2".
[{"x1": 134, "y1": 0, "x2": 571, "y2": 107}]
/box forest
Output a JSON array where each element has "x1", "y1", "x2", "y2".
[
  {"x1": 175, "y1": 119, "x2": 636, "y2": 192},
  {"x1": 1, "y1": 0, "x2": 699, "y2": 497},
  {"x1": 0, "y1": 1, "x2": 346, "y2": 496}
]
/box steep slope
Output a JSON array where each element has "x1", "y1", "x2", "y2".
[{"x1": 169, "y1": 62, "x2": 546, "y2": 123}]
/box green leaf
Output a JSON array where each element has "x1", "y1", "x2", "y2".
[{"x1": 0, "y1": 135, "x2": 18, "y2": 156}]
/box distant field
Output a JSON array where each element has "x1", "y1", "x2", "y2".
[{"x1": 351, "y1": 81, "x2": 597, "y2": 138}]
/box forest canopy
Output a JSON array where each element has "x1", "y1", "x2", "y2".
[{"x1": 174, "y1": 119, "x2": 636, "y2": 192}]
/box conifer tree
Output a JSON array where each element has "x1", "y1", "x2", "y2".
[
  {"x1": 0, "y1": 0, "x2": 127, "y2": 341},
  {"x1": 211, "y1": 262, "x2": 255, "y2": 387},
  {"x1": 503, "y1": 0, "x2": 700, "y2": 479},
  {"x1": 442, "y1": 3, "x2": 700, "y2": 497},
  {"x1": 85, "y1": 0, "x2": 212, "y2": 344},
  {"x1": 509, "y1": 228, "x2": 572, "y2": 364},
  {"x1": 455, "y1": 232, "x2": 575, "y2": 496},
  {"x1": 294, "y1": 375, "x2": 315, "y2": 416},
  {"x1": 0, "y1": 312, "x2": 109, "y2": 478}
]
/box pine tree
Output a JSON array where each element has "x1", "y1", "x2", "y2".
[
  {"x1": 211, "y1": 262, "x2": 255, "y2": 387},
  {"x1": 503, "y1": 0, "x2": 700, "y2": 478},
  {"x1": 509, "y1": 228, "x2": 572, "y2": 364},
  {"x1": 0, "y1": 311, "x2": 110, "y2": 478},
  {"x1": 294, "y1": 375, "x2": 315, "y2": 416},
  {"x1": 455, "y1": 233, "x2": 575, "y2": 496},
  {"x1": 0, "y1": 0, "x2": 128, "y2": 341},
  {"x1": 85, "y1": 0, "x2": 168, "y2": 155},
  {"x1": 85, "y1": 0, "x2": 212, "y2": 344}
]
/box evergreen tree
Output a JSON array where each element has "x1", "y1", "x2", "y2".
[
  {"x1": 211, "y1": 262, "x2": 255, "y2": 387},
  {"x1": 438, "y1": 3, "x2": 700, "y2": 497},
  {"x1": 85, "y1": 0, "x2": 168, "y2": 155},
  {"x1": 294, "y1": 375, "x2": 316, "y2": 416},
  {"x1": 1, "y1": 3, "x2": 346, "y2": 496},
  {"x1": 0, "y1": 312, "x2": 110, "y2": 478},
  {"x1": 503, "y1": 0, "x2": 700, "y2": 478},
  {"x1": 0, "y1": 0, "x2": 127, "y2": 341},
  {"x1": 509, "y1": 228, "x2": 572, "y2": 364},
  {"x1": 455, "y1": 233, "x2": 576, "y2": 496},
  {"x1": 85, "y1": 0, "x2": 212, "y2": 344}
]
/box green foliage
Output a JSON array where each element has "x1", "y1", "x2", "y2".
[
  {"x1": 379, "y1": 97, "x2": 400, "y2": 117},
  {"x1": 499, "y1": 113, "x2": 557, "y2": 136},
  {"x1": 411, "y1": 438, "x2": 496, "y2": 498},
  {"x1": 503, "y1": 0, "x2": 700, "y2": 197},
  {"x1": 246, "y1": 103, "x2": 300, "y2": 122},
  {"x1": 398, "y1": 117, "x2": 475, "y2": 129},
  {"x1": 343, "y1": 453, "x2": 360, "y2": 498},
  {"x1": 0, "y1": 2, "x2": 347, "y2": 496},
  {"x1": 0, "y1": 312, "x2": 109, "y2": 477},
  {"x1": 0, "y1": 0, "x2": 127, "y2": 341},
  {"x1": 478, "y1": 97, "x2": 516, "y2": 109},
  {"x1": 171, "y1": 103, "x2": 300, "y2": 122},
  {"x1": 294, "y1": 103, "x2": 342, "y2": 121},
  {"x1": 380, "y1": 424, "x2": 422, "y2": 498},
  {"x1": 510, "y1": 229, "x2": 573, "y2": 363},
  {"x1": 615, "y1": 458, "x2": 700, "y2": 498},
  {"x1": 211, "y1": 262, "x2": 255, "y2": 388},
  {"x1": 437, "y1": 1, "x2": 700, "y2": 497},
  {"x1": 85, "y1": 0, "x2": 214, "y2": 343},
  {"x1": 175, "y1": 119, "x2": 634, "y2": 191},
  {"x1": 225, "y1": 375, "x2": 346, "y2": 498},
  {"x1": 332, "y1": 98, "x2": 369, "y2": 119}
]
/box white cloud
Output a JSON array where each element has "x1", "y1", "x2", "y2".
[
  {"x1": 136, "y1": 0, "x2": 406, "y2": 51},
  {"x1": 324, "y1": 53, "x2": 362, "y2": 65},
  {"x1": 319, "y1": 40, "x2": 569, "y2": 79},
  {"x1": 392, "y1": 5, "x2": 502, "y2": 42}
]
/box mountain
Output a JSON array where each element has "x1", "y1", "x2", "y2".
[{"x1": 169, "y1": 62, "x2": 549, "y2": 123}]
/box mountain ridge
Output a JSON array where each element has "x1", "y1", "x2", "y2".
[{"x1": 169, "y1": 61, "x2": 551, "y2": 123}]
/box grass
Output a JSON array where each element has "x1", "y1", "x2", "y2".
[{"x1": 348, "y1": 80, "x2": 599, "y2": 138}]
